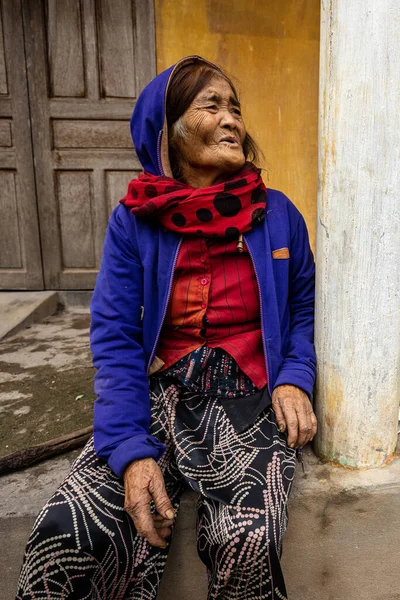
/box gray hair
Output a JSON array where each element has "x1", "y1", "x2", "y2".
[
  {"x1": 168, "y1": 116, "x2": 191, "y2": 180},
  {"x1": 169, "y1": 116, "x2": 189, "y2": 146}
]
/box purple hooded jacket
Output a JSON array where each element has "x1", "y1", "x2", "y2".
[{"x1": 90, "y1": 56, "x2": 316, "y2": 478}]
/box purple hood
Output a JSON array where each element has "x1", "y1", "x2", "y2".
[{"x1": 130, "y1": 55, "x2": 224, "y2": 176}]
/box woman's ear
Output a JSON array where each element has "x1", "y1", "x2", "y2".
[{"x1": 168, "y1": 118, "x2": 189, "y2": 180}]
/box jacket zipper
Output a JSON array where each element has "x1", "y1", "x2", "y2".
[
  {"x1": 245, "y1": 236, "x2": 271, "y2": 395},
  {"x1": 156, "y1": 130, "x2": 164, "y2": 176},
  {"x1": 147, "y1": 238, "x2": 183, "y2": 374}
]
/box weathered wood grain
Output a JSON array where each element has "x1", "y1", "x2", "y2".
[
  {"x1": 22, "y1": 0, "x2": 156, "y2": 289},
  {"x1": 0, "y1": 120, "x2": 12, "y2": 146},
  {"x1": 0, "y1": 172, "x2": 22, "y2": 268},
  {"x1": 47, "y1": 0, "x2": 85, "y2": 97},
  {"x1": 105, "y1": 170, "x2": 138, "y2": 216},
  {"x1": 56, "y1": 171, "x2": 96, "y2": 269},
  {"x1": 0, "y1": 0, "x2": 43, "y2": 290},
  {"x1": 53, "y1": 149, "x2": 140, "y2": 170},
  {"x1": 0, "y1": 4, "x2": 8, "y2": 95},
  {"x1": 97, "y1": 0, "x2": 136, "y2": 98},
  {"x1": 53, "y1": 119, "x2": 132, "y2": 148},
  {"x1": 50, "y1": 99, "x2": 135, "y2": 119}
]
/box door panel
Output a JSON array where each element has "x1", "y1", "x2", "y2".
[
  {"x1": 0, "y1": 172, "x2": 22, "y2": 269},
  {"x1": 0, "y1": 0, "x2": 43, "y2": 289},
  {"x1": 97, "y1": 0, "x2": 138, "y2": 98},
  {"x1": 23, "y1": 0, "x2": 155, "y2": 289},
  {"x1": 47, "y1": 0, "x2": 86, "y2": 98},
  {"x1": 56, "y1": 171, "x2": 96, "y2": 269}
]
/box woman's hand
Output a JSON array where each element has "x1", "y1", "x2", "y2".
[
  {"x1": 272, "y1": 385, "x2": 317, "y2": 448},
  {"x1": 123, "y1": 458, "x2": 174, "y2": 548}
]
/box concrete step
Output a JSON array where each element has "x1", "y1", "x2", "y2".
[{"x1": 0, "y1": 291, "x2": 58, "y2": 340}]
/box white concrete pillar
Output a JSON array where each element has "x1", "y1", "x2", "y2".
[{"x1": 315, "y1": 0, "x2": 400, "y2": 467}]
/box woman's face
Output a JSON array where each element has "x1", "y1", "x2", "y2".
[{"x1": 173, "y1": 76, "x2": 247, "y2": 186}]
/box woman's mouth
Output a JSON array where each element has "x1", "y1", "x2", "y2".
[{"x1": 220, "y1": 136, "x2": 239, "y2": 146}]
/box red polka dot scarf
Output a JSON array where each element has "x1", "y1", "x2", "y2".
[{"x1": 120, "y1": 162, "x2": 267, "y2": 238}]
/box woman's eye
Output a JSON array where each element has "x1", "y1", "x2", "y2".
[
  {"x1": 207, "y1": 105, "x2": 218, "y2": 110},
  {"x1": 233, "y1": 108, "x2": 242, "y2": 116}
]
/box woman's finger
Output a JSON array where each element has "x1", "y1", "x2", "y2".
[
  {"x1": 123, "y1": 459, "x2": 172, "y2": 548},
  {"x1": 153, "y1": 513, "x2": 168, "y2": 521},
  {"x1": 148, "y1": 471, "x2": 174, "y2": 520},
  {"x1": 153, "y1": 517, "x2": 174, "y2": 529},
  {"x1": 125, "y1": 495, "x2": 167, "y2": 548},
  {"x1": 296, "y1": 405, "x2": 313, "y2": 448},
  {"x1": 272, "y1": 396, "x2": 287, "y2": 432},
  {"x1": 156, "y1": 526, "x2": 172, "y2": 539},
  {"x1": 310, "y1": 411, "x2": 318, "y2": 439},
  {"x1": 281, "y1": 405, "x2": 298, "y2": 448}
]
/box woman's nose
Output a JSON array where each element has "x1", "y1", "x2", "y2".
[{"x1": 219, "y1": 109, "x2": 237, "y2": 129}]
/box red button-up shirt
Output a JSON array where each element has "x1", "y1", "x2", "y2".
[{"x1": 157, "y1": 237, "x2": 267, "y2": 389}]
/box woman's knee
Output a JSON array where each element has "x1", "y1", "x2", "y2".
[
  {"x1": 198, "y1": 505, "x2": 282, "y2": 565},
  {"x1": 230, "y1": 518, "x2": 279, "y2": 564}
]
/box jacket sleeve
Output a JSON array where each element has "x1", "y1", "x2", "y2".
[
  {"x1": 273, "y1": 214, "x2": 316, "y2": 398},
  {"x1": 90, "y1": 208, "x2": 166, "y2": 478}
]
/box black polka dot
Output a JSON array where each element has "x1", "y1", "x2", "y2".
[
  {"x1": 252, "y1": 207, "x2": 265, "y2": 223},
  {"x1": 165, "y1": 185, "x2": 182, "y2": 194},
  {"x1": 130, "y1": 187, "x2": 138, "y2": 199},
  {"x1": 225, "y1": 226, "x2": 240, "y2": 238},
  {"x1": 224, "y1": 178, "x2": 247, "y2": 191},
  {"x1": 144, "y1": 184, "x2": 157, "y2": 198},
  {"x1": 213, "y1": 193, "x2": 241, "y2": 217},
  {"x1": 171, "y1": 213, "x2": 186, "y2": 227},
  {"x1": 196, "y1": 229, "x2": 203, "y2": 235},
  {"x1": 251, "y1": 186, "x2": 266, "y2": 204},
  {"x1": 196, "y1": 208, "x2": 213, "y2": 222}
]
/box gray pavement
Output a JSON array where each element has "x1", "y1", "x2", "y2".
[{"x1": 0, "y1": 309, "x2": 94, "y2": 457}]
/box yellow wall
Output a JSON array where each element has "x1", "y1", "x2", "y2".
[{"x1": 155, "y1": 0, "x2": 320, "y2": 251}]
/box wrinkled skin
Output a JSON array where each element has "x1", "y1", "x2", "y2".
[
  {"x1": 124, "y1": 458, "x2": 174, "y2": 549},
  {"x1": 272, "y1": 385, "x2": 317, "y2": 448},
  {"x1": 123, "y1": 79, "x2": 317, "y2": 547},
  {"x1": 173, "y1": 76, "x2": 247, "y2": 188}
]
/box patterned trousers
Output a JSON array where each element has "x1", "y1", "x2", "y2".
[{"x1": 16, "y1": 377, "x2": 296, "y2": 600}]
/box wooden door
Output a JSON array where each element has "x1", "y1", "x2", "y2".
[
  {"x1": 0, "y1": 0, "x2": 44, "y2": 290},
  {"x1": 22, "y1": 0, "x2": 156, "y2": 289}
]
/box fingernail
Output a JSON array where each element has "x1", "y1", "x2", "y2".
[
  {"x1": 289, "y1": 443, "x2": 295, "y2": 448},
  {"x1": 279, "y1": 426, "x2": 284, "y2": 432},
  {"x1": 166, "y1": 509, "x2": 174, "y2": 519}
]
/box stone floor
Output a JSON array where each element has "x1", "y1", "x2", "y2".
[{"x1": 0, "y1": 310, "x2": 94, "y2": 457}]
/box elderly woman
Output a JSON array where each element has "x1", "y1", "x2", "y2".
[{"x1": 17, "y1": 56, "x2": 316, "y2": 600}]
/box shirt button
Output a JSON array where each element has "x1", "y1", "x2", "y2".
[
  {"x1": 200, "y1": 255, "x2": 206, "y2": 263},
  {"x1": 200, "y1": 277, "x2": 208, "y2": 286},
  {"x1": 201, "y1": 302, "x2": 206, "y2": 309}
]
